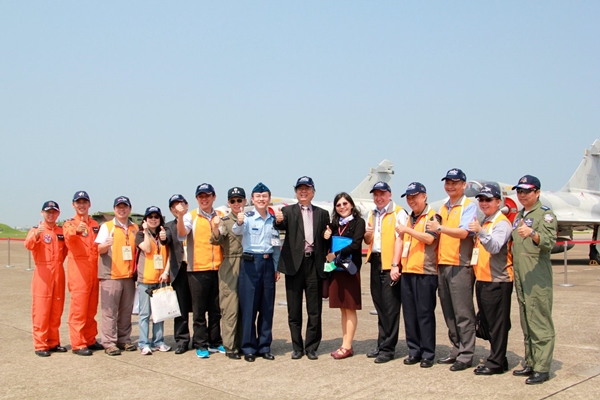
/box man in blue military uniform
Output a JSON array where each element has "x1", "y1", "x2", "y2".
[{"x1": 232, "y1": 183, "x2": 281, "y2": 362}]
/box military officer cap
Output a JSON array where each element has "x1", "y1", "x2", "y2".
[{"x1": 252, "y1": 182, "x2": 270, "y2": 194}]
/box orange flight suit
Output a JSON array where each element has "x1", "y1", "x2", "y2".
[
  {"x1": 24, "y1": 224, "x2": 68, "y2": 351},
  {"x1": 63, "y1": 216, "x2": 100, "y2": 350}
]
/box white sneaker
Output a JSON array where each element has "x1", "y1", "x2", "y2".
[
  {"x1": 140, "y1": 347, "x2": 152, "y2": 355},
  {"x1": 151, "y1": 344, "x2": 171, "y2": 352}
]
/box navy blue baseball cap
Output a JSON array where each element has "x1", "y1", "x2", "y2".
[
  {"x1": 42, "y1": 200, "x2": 60, "y2": 211},
  {"x1": 401, "y1": 182, "x2": 427, "y2": 198},
  {"x1": 228, "y1": 187, "x2": 246, "y2": 199},
  {"x1": 441, "y1": 168, "x2": 467, "y2": 182},
  {"x1": 252, "y1": 183, "x2": 270, "y2": 194},
  {"x1": 114, "y1": 196, "x2": 131, "y2": 207},
  {"x1": 476, "y1": 184, "x2": 502, "y2": 199},
  {"x1": 370, "y1": 181, "x2": 392, "y2": 193},
  {"x1": 73, "y1": 191, "x2": 90, "y2": 202},
  {"x1": 143, "y1": 206, "x2": 162, "y2": 218},
  {"x1": 512, "y1": 175, "x2": 541, "y2": 190},
  {"x1": 195, "y1": 183, "x2": 215, "y2": 196},
  {"x1": 294, "y1": 176, "x2": 315, "y2": 189},
  {"x1": 168, "y1": 194, "x2": 187, "y2": 207}
]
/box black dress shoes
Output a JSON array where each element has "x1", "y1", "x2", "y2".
[
  {"x1": 420, "y1": 359, "x2": 434, "y2": 368},
  {"x1": 449, "y1": 361, "x2": 471, "y2": 371},
  {"x1": 244, "y1": 354, "x2": 256, "y2": 362},
  {"x1": 474, "y1": 366, "x2": 504, "y2": 375},
  {"x1": 226, "y1": 352, "x2": 241, "y2": 360},
  {"x1": 72, "y1": 348, "x2": 93, "y2": 356},
  {"x1": 49, "y1": 345, "x2": 67, "y2": 353},
  {"x1": 175, "y1": 345, "x2": 188, "y2": 355},
  {"x1": 305, "y1": 350, "x2": 318, "y2": 360},
  {"x1": 35, "y1": 350, "x2": 50, "y2": 357},
  {"x1": 526, "y1": 372, "x2": 549, "y2": 385},
  {"x1": 366, "y1": 349, "x2": 380, "y2": 358},
  {"x1": 374, "y1": 353, "x2": 394, "y2": 364},
  {"x1": 291, "y1": 350, "x2": 303, "y2": 360},
  {"x1": 437, "y1": 356, "x2": 457, "y2": 364},
  {"x1": 403, "y1": 356, "x2": 422, "y2": 365},
  {"x1": 260, "y1": 352, "x2": 275, "y2": 360},
  {"x1": 88, "y1": 342, "x2": 104, "y2": 351},
  {"x1": 512, "y1": 366, "x2": 534, "y2": 376}
]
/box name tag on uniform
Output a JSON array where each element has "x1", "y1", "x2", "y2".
[
  {"x1": 271, "y1": 237, "x2": 281, "y2": 246},
  {"x1": 122, "y1": 246, "x2": 133, "y2": 261},
  {"x1": 402, "y1": 241, "x2": 411, "y2": 258},
  {"x1": 470, "y1": 248, "x2": 479, "y2": 266},
  {"x1": 153, "y1": 255, "x2": 164, "y2": 270}
]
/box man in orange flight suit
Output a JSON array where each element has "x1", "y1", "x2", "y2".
[
  {"x1": 24, "y1": 201, "x2": 68, "y2": 357},
  {"x1": 62, "y1": 191, "x2": 103, "y2": 356}
]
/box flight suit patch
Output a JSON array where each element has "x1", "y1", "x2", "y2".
[
  {"x1": 524, "y1": 218, "x2": 534, "y2": 227},
  {"x1": 513, "y1": 218, "x2": 520, "y2": 229},
  {"x1": 43, "y1": 234, "x2": 52, "y2": 243},
  {"x1": 93, "y1": 227, "x2": 99, "y2": 234},
  {"x1": 57, "y1": 234, "x2": 64, "y2": 241},
  {"x1": 544, "y1": 214, "x2": 554, "y2": 223}
]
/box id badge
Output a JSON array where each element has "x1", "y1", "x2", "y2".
[
  {"x1": 153, "y1": 255, "x2": 164, "y2": 270},
  {"x1": 374, "y1": 233, "x2": 381, "y2": 245},
  {"x1": 470, "y1": 248, "x2": 479, "y2": 266},
  {"x1": 122, "y1": 246, "x2": 133, "y2": 261},
  {"x1": 402, "y1": 241, "x2": 411, "y2": 258},
  {"x1": 271, "y1": 237, "x2": 281, "y2": 246}
]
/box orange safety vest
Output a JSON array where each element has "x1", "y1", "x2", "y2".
[
  {"x1": 438, "y1": 196, "x2": 474, "y2": 266},
  {"x1": 137, "y1": 233, "x2": 170, "y2": 284},
  {"x1": 367, "y1": 203, "x2": 405, "y2": 271},
  {"x1": 473, "y1": 212, "x2": 514, "y2": 282},
  {"x1": 186, "y1": 209, "x2": 224, "y2": 272},
  {"x1": 401, "y1": 206, "x2": 438, "y2": 275},
  {"x1": 98, "y1": 219, "x2": 138, "y2": 280}
]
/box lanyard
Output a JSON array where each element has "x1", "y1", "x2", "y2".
[{"x1": 114, "y1": 219, "x2": 131, "y2": 246}]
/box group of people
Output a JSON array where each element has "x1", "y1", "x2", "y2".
[{"x1": 25, "y1": 169, "x2": 557, "y2": 385}]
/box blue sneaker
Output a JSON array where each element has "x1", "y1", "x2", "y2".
[
  {"x1": 196, "y1": 348, "x2": 210, "y2": 358},
  {"x1": 208, "y1": 345, "x2": 226, "y2": 354}
]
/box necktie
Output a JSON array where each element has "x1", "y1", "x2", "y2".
[{"x1": 302, "y1": 206, "x2": 314, "y2": 246}]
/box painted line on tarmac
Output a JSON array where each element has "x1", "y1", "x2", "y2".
[{"x1": 540, "y1": 371, "x2": 600, "y2": 399}]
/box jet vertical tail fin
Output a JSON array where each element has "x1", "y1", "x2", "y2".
[
  {"x1": 561, "y1": 139, "x2": 600, "y2": 192},
  {"x1": 350, "y1": 159, "x2": 394, "y2": 200}
]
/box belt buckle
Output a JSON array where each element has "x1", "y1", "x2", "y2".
[{"x1": 304, "y1": 251, "x2": 313, "y2": 258}]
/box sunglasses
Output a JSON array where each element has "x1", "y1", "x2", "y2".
[
  {"x1": 147, "y1": 215, "x2": 161, "y2": 220},
  {"x1": 229, "y1": 198, "x2": 244, "y2": 204},
  {"x1": 516, "y1": 188, "x2": 535, "y2": 195},
  {"x1": 335, "y1": 202, "x2": 350, "y2": 208},
  {"x1": 477, "y1": 197, "x2": 495, "y2": 203}
]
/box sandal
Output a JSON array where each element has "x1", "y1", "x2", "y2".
[
  {"x1": 332, "y1": 347, "x2": 353, "y2": 360},
  {"x1": 118, "y1": 342, "x2": 136, "y2": 352},
  {"x1": 105, "y1": 346, "x2": 121, "y2": 356},
  {"x1": 330, "y1": 347, "x2": 343, "y2": 357}
]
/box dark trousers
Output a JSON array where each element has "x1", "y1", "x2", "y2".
[
  {"x1": 284, "y1": 255, "x2": 322, "y2": 353},
  {"x1": 188, "y1": 270, "x2": 222, "y2": 349},
  {"x1": 239, "y1": 256, "x2": 275, "y2": 355},
  {"x1": 476, "y1": 280, "x2": 513, "y2": 370},
  {"x1": 172, "y1": 264, "x2": 191, "y2": 347},
  {"x1": 401, "y1": 273, "x2": 438, "y2": 361},
  {"x1": 369, "y1": 255, "x2": 401, "y2": 356}
]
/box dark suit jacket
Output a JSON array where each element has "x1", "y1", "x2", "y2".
[
  {"x1": 274, "y1": 203, "x2": 330, "y2": 278},
  {"x1": 165, "y1": 219, "x2": 185, "y2": 281}
]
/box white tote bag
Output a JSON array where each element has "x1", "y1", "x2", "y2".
[{"x1": 150, "y1": 285, "x2": 181, "y2": 323}]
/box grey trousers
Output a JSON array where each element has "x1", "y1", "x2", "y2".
[
  {"x1": 100, "y1": 278, "x2": 135, "y2": 348},
  {"x1": 438, "y1": 265, "x2": 476, "y2": 364}
]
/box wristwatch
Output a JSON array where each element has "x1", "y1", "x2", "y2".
[
  {"x1": 437, "y1": 226, "x2": 442, "y2": 233},
  {"x1": 391, "y1": 263, "x2": 398, "y2": 268},
  {"x1": 530, "y1": 229, "x2": 537, "y2": 238}
]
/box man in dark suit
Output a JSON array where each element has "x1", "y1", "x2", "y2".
[
  {"x1": 274, "y1": 176, "x2": 329, "y2": 360},
  {"x1": 165, "y1": 194, "x2": 192, "y2": 354}
]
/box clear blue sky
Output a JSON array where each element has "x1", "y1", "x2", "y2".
[{"x1": 1, "y1": 1, "x2": 598, "y2": 227}]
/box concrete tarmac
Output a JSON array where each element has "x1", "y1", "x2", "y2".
[{"x1": 1, "y1": 238, "x2": 599, "y2": 399}]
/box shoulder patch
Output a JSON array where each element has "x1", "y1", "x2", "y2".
[
  {"x1": 544, "y1": 213, "x2": 554, "y2": 223},
  {"x1": 541, "y1": 206, "x2": 550, "y2": 210},
  {"x1": 222, "y1": 216, "x2": 230, "y2": 221},
  {"x1": 245, "y1": 211, "x2": 255, "y2": 217}
]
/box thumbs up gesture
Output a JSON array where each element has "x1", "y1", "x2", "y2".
[
  {"x1": 142, "y1": 220, "x2": 148, "y2": 231},
  {"x1": 275, "y1": 207, "x2": 284, "y2": 223},
  {"x1": 425, "y1": 217, "x2": 440, "y2": 232},
  {"x1": 77, "y1": 216, "x2": 87, "y2": 233},
  {"x1": 468, "y1": 216, "x2": 481, "y2": 233},
  {"x1": 237, "y1": 210, "x2": 245, "y2": 226},
  {"x1": 105, "y1": 231, "x2": 114, "y2": 246},
  {"x1": 36, "y1": 220, "x2": 45, "y2": 238},
  {"x1": 324, "y1": 225, "x2": 332, "y2": 240},
  {"x1": 159, "y1": 226, "x2": 167, "y2": 241},
  {"x1": 365, "y1": 221, "x2": 374, "y2": 236},
  {"x1": 175, "y1": 203, "x2": 187, "y2": 218},
  {"x1": 212, "y1": 214, "x2": 221, "y2": 227},
  {"x1": 516, "y1": 219, "x2": 532, "y2": 238}
]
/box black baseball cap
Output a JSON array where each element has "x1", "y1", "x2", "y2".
[
  {"x1": 512, "y1": 175, "x2": 541, "y2": 190},
  {"x1": 294, "y1": 176, "x2": 315, "y2": 189},
  {"x1": 476, "y1": 184, "x2": 502, "y2": 199},
  {"x1": 228, "y1": 187, "x2": 246, "y2": 199},
  {"x1": 196, "y1": 183, "x2": 215, "y2": 196},
  {"x1": 168, "y1": 194, "x2": 187, "y2": 207},
  {"x1": 73, "y1": 191, "x2": 90, "y2": 202},
  {"x1": 114, "y1": 196, "x2": 131, "y2": 207},
  {"x1": 143, "y1": 206, "x2": 162, "y2": 218},
  {"x1": 42, "y1": 201, "x2": 60, "y2": 211}
]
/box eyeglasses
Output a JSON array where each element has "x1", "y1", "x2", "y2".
[
  {"x1": 335, "y1": 202, "x2": 350, "y2": 208},
  {"x1": 147, "y1": 215, "x2": 161, "y2": 220},
  {"x1": 229, "y1": 198, "x2": 244, "y2": 204},
  {"x1": 477, "y1": 197, "x2": 494, "y2": 203},
  {"x1": 516, "y1": 188, "x2": 535, "y2": 195}
]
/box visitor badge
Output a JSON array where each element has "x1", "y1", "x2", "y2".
[
  {"x1": 470, "y1": 248, "x2": 479, "y2": 266},
  {"x1": 153, "y1": 255, "x2": 164, "y2": 270},
  {"x1": 122, "y1": 246, "x2": 133, "y2": 261},
  {"x1": 402, "y1": 241, "x2": 411, "y2": 258}
]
